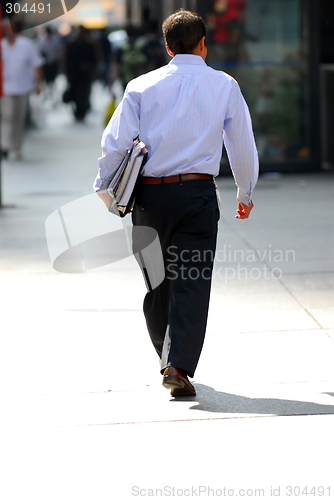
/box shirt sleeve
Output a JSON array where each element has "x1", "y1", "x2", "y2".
[
  {"x1": 93, "y1": 88, "x2": 140, "y2": 192},
  {"x1": 223, "y1": 80, "x2": 259, "y2": 206}
]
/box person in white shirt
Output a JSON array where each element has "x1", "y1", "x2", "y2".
[
  {"x1": 95, "y1": 10, "x2": 258, "y2": 397},
  {"x1": 1, "y1": 19, "x2": 43, "y2": 160}
]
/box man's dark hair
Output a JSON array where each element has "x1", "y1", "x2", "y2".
[{"x1": 162, "y1": 9, "x2": 206, "y2": 55}]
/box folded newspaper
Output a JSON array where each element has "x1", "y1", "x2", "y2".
[{"x1": 107, "y1": 137, "x2": 148, "y2": 217}]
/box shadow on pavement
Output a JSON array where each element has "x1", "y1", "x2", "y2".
[{"x1": 170, "y1": 384, "x2": 334, "y2": 415}]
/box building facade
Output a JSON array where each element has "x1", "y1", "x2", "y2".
[{"x1": 125, "y1": 0, "x2": 334, "y2": 172}]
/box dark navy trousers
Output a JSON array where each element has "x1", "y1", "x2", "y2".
[{"x1": 132, "y1": 178, "x2": 220, "y2": 378}]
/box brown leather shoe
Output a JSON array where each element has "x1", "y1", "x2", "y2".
[{"x1": 162, "y1": 366, "x2": 196, "y2": 396}]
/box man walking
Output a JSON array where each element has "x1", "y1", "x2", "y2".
[
  {"x1": 65, "y1": 26, "x2": 97, "y2": 122},
  {"x1": 94, "y1": 10, "x2": 258, "y2": 397}
]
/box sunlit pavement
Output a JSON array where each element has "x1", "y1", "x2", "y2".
[{"x1": 0, "y1": 80, "x2": 334, "y2": 499}]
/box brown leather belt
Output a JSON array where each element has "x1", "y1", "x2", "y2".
[{"x1": 140, "y1": 173, "x2": 212, "y2": 184}]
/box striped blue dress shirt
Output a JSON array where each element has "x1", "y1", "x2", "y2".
[{"x1": 94, "y1": 54, "x2": 258, "y2": 206}]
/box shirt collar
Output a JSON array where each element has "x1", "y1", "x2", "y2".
[{"x1": 169, "y1": 54, "x2": 206, "y2": 67}]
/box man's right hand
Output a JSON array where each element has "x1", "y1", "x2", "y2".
[{"x1": 235, "y1": 199, "x2": 254, "y2": 219}]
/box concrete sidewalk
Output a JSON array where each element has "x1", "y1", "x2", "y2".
[{"x1": 0, "y1": 83, "x2": 334, "y2": 500}]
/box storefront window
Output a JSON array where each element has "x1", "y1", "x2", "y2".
[{"x1": 205, "y1": 0, "x2": 309, "y2": 163}]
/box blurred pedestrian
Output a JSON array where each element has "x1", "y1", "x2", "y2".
[
  {"x1": 38, "y1": 26, "x2": 64, "y2": 102},
  {"x1": 65, "y1": 25, "x2": 97, "y2": 121},
  {"x1": 142, "y1": 21, "x2": 169, "y2": 72},
  {"x1": 117, "y1": 24, "x2": 147, "y2": 89},
  {"x1": 92, "y1": 28, "x2": 112, "y2": 88},
  {"x1": 1, "y1": 18, "x2": 43, "y2": 160}
]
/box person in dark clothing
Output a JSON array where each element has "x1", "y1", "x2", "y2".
[
  {"x1": 65, "y1": 26, "x2": 97, "y2": 121},
  {"x1": 117, "y1": 24, "x2": 148, "y2": 90},
  {"x1": 39, "y1": 27, "x2": 63, "y2": 84},
  {"x1": 142, "y1": 21, "x2": 169, "y2": 72},
  {"x1": 95, "y1": 29, "x2": 112, "y2": 87}
]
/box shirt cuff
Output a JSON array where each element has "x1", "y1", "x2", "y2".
[
  {"x1": 237, "y1": 187, "x2": 252, "y2": 206},
  {"x1": 93, "y1": 177, "x2": 109, "y2": 193}
]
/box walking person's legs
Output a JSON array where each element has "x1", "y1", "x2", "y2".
[
  {"x1": 161, "y1": 181, "x2": 219, "y2": 377},
  {"x1": 132, "y1": 179, "x2": 220, "y2": 388},
  {"x1": 132, "y1": 186, "x2": 175, "y2": 358},
  {"x1": 12, "y1": 94, "x2": 29, "y2": 159},
  {"x1": 1, "y1": 95, "x2": 15, "y2": 157}
]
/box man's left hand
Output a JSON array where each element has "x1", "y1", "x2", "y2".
[
  {"x1": 235, "y1": 199, "x2": 254, "y2": 219},
  {"x1": 97, "y1": 191, "x2": 112, "y2": 209}
]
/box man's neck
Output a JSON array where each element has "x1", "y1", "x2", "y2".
[{"x1": 7, "y1": 36, "x2": 17, "y2": 45}]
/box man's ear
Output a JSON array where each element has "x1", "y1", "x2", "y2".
[{"x1": 166, "y1": 44, "x2": 174, "y2": 57}]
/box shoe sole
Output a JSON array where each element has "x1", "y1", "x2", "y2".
[
  {"x1": 170, "y1": 387, "x2": 196, "y2": 397},
  {"x1": 162, "y1": 375, "x2": 196, "y2": 396}
]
